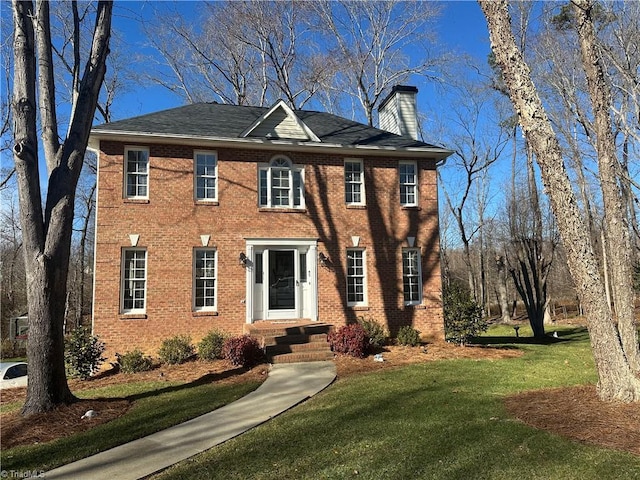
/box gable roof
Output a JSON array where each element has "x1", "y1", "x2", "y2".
[
  {"x1": 90, "y1": 102, "x2": 452, "y2": 159},
  {"x1": 240, "y1": 100, "x2": 321, "y2": 142}
]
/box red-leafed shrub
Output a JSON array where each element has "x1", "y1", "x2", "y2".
[
  {"x1": 328, "y1": 324, "x2": 369, "y2": 358},
  {"x1": 222, "y1": 335, "x2": 264, "y2": 367}
]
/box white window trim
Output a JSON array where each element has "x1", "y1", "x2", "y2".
[
  {"x1": 124, "y1": 146, "x2": 150, "y2": 200},
  {"x1": 194, "y1": 150, "x2": 218, "y2": 202},
  {"x1": 399, "y1": 160, "x2": 418, "y2": 207},
  {"x1": 121, "y1": 248, "x2": 147, "y2": 314},
  {"x1": 258, "y1": 155, "x2": 305, "y2": 209},
  {"x1": 346, "y1": 248, "x2": 367, "y2": 307},
  {"x1": 344, "y1": 158, "x2": 365, "y2": 206},
  {"x1": 402, "y1": 248, "x2": 423, "y2": 305},
  {"x1": 193, "y1": 248, "x2": 217, "y2": 311}
]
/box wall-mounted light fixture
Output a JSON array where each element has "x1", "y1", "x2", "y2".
[
  {"x1": 239, "y1": 252, "x2": 249, "y2": 267},
  {"x1": 318, "y1": 252, "x2": 329, "y2": 267}
]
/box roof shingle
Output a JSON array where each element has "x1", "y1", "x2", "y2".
[{"x1": 92, "y1": 102, "x2": 441, "y2": 150}]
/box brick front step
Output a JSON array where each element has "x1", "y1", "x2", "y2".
[
  {"x1": 270, "y1": 350, "x2": 335, "y2": 364},
  {"x1": 266, "y1": 338, "x2": 330, "y2": 355},
  {"x1": 262, "y1": 333, "x2": 329, "y2": 347},
  {"x1": 246, "y1": 322, "x2": 334, "y2": 364}
]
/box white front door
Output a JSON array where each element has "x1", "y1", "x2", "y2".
[{"x1": 246, "y1": 239, "x2": 318, "y2": 322}]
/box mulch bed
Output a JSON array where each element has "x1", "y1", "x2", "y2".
[
  {"x1": 1, "y1": 398, "x2": 132, "y2": 449},
  {"x1": 504, "y1": 384, "x2": 640, "y2": 456}
]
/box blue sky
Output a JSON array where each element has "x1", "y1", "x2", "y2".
[
  {"x1": 2, "y1": 0, "x2": 497, "y2": 218},
  {"x1": 110, "y1": 1, "x2": 493, "y2": 122}
]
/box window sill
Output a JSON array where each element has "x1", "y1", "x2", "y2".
[
  {"x1": 405, "y1": 304, "x2": 426, "y2": 310},
  {"x1": 192, "y1": 310, "x2": 218, "y2": 317},
  {"x1": 401, "y1": 205, "x2": 421, "y2": 211},
  {"x1": 349, "y1": 306, "x2": 369, "y2": 311},
  {"x1": 195, "y1": 200, "x2": 219, "y2": 206},
  {"x1": 119, "y1": 313, "x2": 147, "y2": 320},
  {"x1": 124, "y1": 198, "x2": 150, "y2": 204},
  {"x1": 346, "y1": 204, "x2": 367, "y2": 210},
  {"x1": 258, "y1": 207, "x2": 307, "y2": 213}
]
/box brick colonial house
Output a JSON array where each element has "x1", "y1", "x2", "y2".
[{"x1": 89, "y1": 86, "x2": 452, "y2": 360}]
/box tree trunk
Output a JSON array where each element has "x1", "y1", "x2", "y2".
[
  {"x1": 479, "y1": 0, "x2": 640, "y2": 402},
  {"x1": 12, "y1": 0, "x2": 113, "y2": 415},
  {"x1": 495, "y1": 254, "x2": 511, "y2": 323},
  {"x1": 573, "y1": 0, "x2": 640, "y2": 374}
]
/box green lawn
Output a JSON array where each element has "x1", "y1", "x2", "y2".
[
  {"x1": 153, "y1": 326, "x2": 640, "y2": 480},
  {"x1": 3, "y1": 326, "x2": 639, "y2": 479},
  {"x1": 1, "y1": 378, "x2": 262, "y2": 472}
]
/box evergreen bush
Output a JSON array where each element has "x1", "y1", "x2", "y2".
[
  {"x1": 117, "y1": 349, "x2": 154, "y2": 373},
  {"x1": 158, "y1": 335, "x2": 195, "y2": 365},
  {"x1": 443, "y1": 281, "x2": 487, "y2": 345},
  {"x1": 198, "y1": 329, "x2": 227, "y2": 360},
  {"x1": 64, "y1": 326, "x2": 106, "y2": 379},
  {"x1": 396, "y1": 325, "x2": 421, "y2": 346},
  {"x1": 357, "y1": 316, "x2": 388, "y2": 349}
]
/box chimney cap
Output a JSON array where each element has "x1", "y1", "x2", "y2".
[{"x1": 379, "y1": 85, "x2": 418, "y2": 111}]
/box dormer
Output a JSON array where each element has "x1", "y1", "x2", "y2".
[{"x1": 240, "y1": 100, "x2": 321, "y2": 142}]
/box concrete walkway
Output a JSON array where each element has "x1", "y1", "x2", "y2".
[{"x1": 45, "y1": 361, "x2": 336, "y2": 480}]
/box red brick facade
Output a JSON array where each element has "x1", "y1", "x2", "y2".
[{"x1": 93, "y1": 140, "x2": 444, "y2": 359}]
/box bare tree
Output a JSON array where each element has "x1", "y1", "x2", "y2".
[
  {"x1": 479, "y1": 0, "x2": 640, "y2": 401},
  {"x1": 439, "y1": 82, "x2": 508, "y2": 303},
  {"x1": 507, "y1": 144, "x2": 557, "y2": 338},
  {"x1": 141, "y1": 1, "x2": 327, "y2": 109},
  {"x1": 11, "y1": 0, "x2": 112, "y2": 414},
  {"x1": 313, "y1": 0, "x2": 444, "y2": 125},
  {"x1": 0, "y1": 197, "x2": 27, "y2": 332}
]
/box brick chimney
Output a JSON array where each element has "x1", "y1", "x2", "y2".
[{"x1": 378, "y1": 85, "x2": 419, "y2": 140}]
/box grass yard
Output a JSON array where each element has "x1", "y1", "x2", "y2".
[
  {"x1": 1, "y1": 376, "x2": 263, "y2": 472},
  {"x1": 1, "y1": 325, "x2": 638, "y2": 479},
  {"x1": 153, "y1": 326, "x2": 640, "y2": 480}
]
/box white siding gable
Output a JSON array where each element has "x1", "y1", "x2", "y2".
[
  {"x1": 248, "y1": 107, "x2": 309, "y2": 140},
  {"x1": 241, "y1": 100, "x2": 321, "y2": 142}
]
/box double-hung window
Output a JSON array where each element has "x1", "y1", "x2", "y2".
[
  {"x1": 195, "y1": 151, "x2": 217, "y2": 201},
  {"x1": 399, "y1": 161, "x2": 418, "y2": 206},
  {"x1": 125, "y1": 147, "x2": 149, "y2": 199},
  {"x1": 346, "y1": 248, "x2": 367, "y2": 306},
  {"x1": 258, "y1": 156, "x2": 304, "y2": 208},
  {"x1": 121, "y1": 248, "x2": 147, "y2": 313},
  {"x1": 194, "y1": 248, "x2": 217, "y2": 310},
  {"x1": 402, "y1": 248, "x2": 422, "y2": 305},
  {"x1": 345, "y1": 158, "x2": 365, "y2": 205}
]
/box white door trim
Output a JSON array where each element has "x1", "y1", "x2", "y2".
[{"x1": 244, "y1": 238, "x2": 318, "y2": 324}]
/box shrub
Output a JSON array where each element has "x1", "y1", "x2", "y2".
[
  {"x1": 64, "y1": 326, "x2": 106, "y2": 379},
  {"x1": 443, "y1": 281, "x2": 487, "y2": 345},
  {"x1": 357, "y1": 316, "x2": 388, "y2": 349},
  {"x1": 158, "y1": 335, "x2": 195, "y2": 365},
  {"x1": 222, "y1": 335, "x2": 264, "y2": 368},
  {"x1": 328, "y1": 323, "x2": 369, "y2": 358},
  {"x1": 117, "y1": 349, "x2": 154, "y2": 373},
  {"x1": 396, "y1": 325, "x2": 421, "y2": 346},
  {"x1": 198, "y1": 329, "x2": 227, "y2": 361},
  {"x1": 0, "y1": 339, "x2": 26, "y2": 360}
]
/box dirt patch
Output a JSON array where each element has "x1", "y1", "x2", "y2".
[{"x1": 504, "y1": 385, "x2": 640, "y2": 456}]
